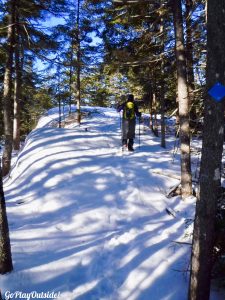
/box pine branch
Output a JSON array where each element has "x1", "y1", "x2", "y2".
[{"x1": 113, "y1": 0, "x2": 157, "y2": 3}]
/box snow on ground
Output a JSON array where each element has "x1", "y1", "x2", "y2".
[{"x1": 1, "y1": 106, "x2": 224, "y2": 300}]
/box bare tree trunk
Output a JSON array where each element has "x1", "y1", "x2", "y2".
[
  {"x1": 185, "y1": 0, "x2": 196, "y2": 128},
  {"x1": 188, "y1": 1, "x2": 225, "y2": 299},
  {"x1": 160, "y1": 5, "x2": 166, "y2": 148},
  {"x1": 76, "y1": 0, "x2": 81, "y2": 125},
  {"x1": 2, "y1": 0, "x2": 16, "y2": 176},
  {"x1": 151, "y1": 91, "x2": 159, "y2": 137},
  {"x1": 149, "y1": 91, "x2": 153, "y2": 130},
  {"x1": 185, "y1": 0, "x2": 195, "y2": 96},
  {"x1": 0, "y1": 158, "x2": 13, "y2": 274},
  {"x1": 13, "y1": 6, "x2": 22, "y2": 151},
  {"x1": 69, "y1": 48, "x2": 74, "y2": 115},
  {"x1": 151, "y1": 73, "x2": 159, "y2": 136},
  {"x1": 160, "y1": 81, "x2": 166, "y2": 148},
  {"x1": 172, "y1": 0, "x2": 192, "y2": 198},
  {"x1": 69, "y1": 11, "x2": 76, "y2": 115}
]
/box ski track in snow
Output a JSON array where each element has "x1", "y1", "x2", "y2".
[{"x1": 1, "y1": 106, "x2": 224, "y2": 300}]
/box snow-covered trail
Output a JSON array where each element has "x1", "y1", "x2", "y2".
[{"x1": 1, "y1": 107, "x2": 223, "y2": 300}]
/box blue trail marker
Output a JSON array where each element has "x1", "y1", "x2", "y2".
[{"x1": 208, "y1": 82, "x2": 225, "y2": 102}]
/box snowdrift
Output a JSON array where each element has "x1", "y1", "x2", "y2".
[{"x1": 1, "y1": 106, "x2": 224, "y2": 300}]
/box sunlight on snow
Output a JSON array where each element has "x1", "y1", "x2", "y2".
[
  {"x1": 119, "y1": 247, "x2": 187, "y2": 300},
  {"x1": 2, "y1": 105, "x2": 223, "y2": 300}
]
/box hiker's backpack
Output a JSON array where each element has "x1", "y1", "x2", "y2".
[{"x1": 124, "y1": 101, "x2": 135, "y2": 120}]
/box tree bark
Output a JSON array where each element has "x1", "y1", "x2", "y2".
[
  {"x1": 172, "y1": 0, "x2": 192, "y2": 198},
  {"x1": 0, "y1": 158, "x2": 13, "y2": 274},
  {"x1": 160, "y1": 5, "x2": 166, "y2": 148},
  {"x1": 69, "y1": 43, "x2": 74, "y2": 115},
  {"x1": 188, "y1": 1, "x2": 225, "y2": 299},
  {"x1": 13, "y1": 5, "x2": 22, "y2": 151},
  {"x1": 148, "y1": 89, "x2": 153, "y2": 130},
  {"x1": 2, "y1": 0, "x2": 16, "y2": 176},
  {"x1": 185, "y1": 0, "x2": 196, "y2": 129},
  {"x1": 76, "y1": 0, "x2": 81, "y2": 125},
  {"x1": 185, "y1": 0, "x2": 195, "y2": 97}
]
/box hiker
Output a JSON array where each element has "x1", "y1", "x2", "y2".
[{"x1": 117, "y1": 94, "x2": 141, "y2": 151}]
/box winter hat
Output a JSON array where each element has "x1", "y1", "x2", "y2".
[{"x1": 127, "y1": 94, "x2": 134, "y2": 102}]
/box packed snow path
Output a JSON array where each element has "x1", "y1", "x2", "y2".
[{"x1": 1, "y1": 107, "x2": 223, "y2": 300}]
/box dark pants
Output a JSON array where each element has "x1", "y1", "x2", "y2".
[{"x1": 122, "y1": 118, "x2": 135, "y2": 149}]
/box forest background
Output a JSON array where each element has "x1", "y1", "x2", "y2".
[{"x1": 1, "y1": 1, "x2": 225, "y2": 300}]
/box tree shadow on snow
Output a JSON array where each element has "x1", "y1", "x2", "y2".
[{"x1": 2, "y1": 122, "x2": 191, "y2": 300}]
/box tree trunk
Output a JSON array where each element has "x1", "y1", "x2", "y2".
[
  {"x1": 13, "y1": 7, "x2": 22, "y2": 151},
  {"x1": 160, "y1": 79, "x2": 166, "y2": 148},
  {"x1": 76, "y1": 0, "x2": 81, "y2": 125},
  {"x1": 185, "y1": 0, "x2": 195, "y2": 97},
  {"x1": 2, "y1": 0, "x2": 15, "y2": 176},
  {"x1": 149, "y1": 90, "x2": 153, "y2": 130},
  {"x1": 69, "y1": 14, "x2": 76, "y2": 115},
  {"x1": 185, "y1": 0, "x2": 196, "y2": 128},
  {"x1": 69, "y1": 46, "x2": 74, "y2": 115},
  {"x1": 172, "y1": 0, "x2": 192, "y2": 198},
  {"x1": 0, "y1": 158, "x2": 13, "y2": 274},
  {"x1": 188, "y1": 1, "x2": 225, "y2": 299},
  {"x1": 160, "y1": 6, "x2": 166, "y2": 148}
]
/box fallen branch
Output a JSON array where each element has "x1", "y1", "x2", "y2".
[
  {"x1": 166, "y1": 207, "x2": 177, "y2": 218},
  {"x1": 152, "y1": 170, "x2": 180, "y2": 180},
  {"x1": 172, "y1": 240, "x2": 192, "y2": 245},
  {"x1": 166, "y1": 182, "x2": 181, "y2": 198}
]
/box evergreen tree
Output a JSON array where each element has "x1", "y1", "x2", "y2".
[
  {"x1": 172, "y1": 0, "x2": 192, "y2": 197},
  {"x1": 2, "y1": 0, "x2": 15, "y2": 176},
  {"x1": 13, "y1": 2, "x2": 23, "y2": 150},
  {"x1": 0, "y1": 0, "x2": 67, "y2": 174},
  {"x1": 189, "y1": 0, "x2": 225, "y2": 298}
]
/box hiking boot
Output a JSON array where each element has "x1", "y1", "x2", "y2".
[
  {"x1": 128, "y1": 145, "x2": 134, "y2": 152},
  {"x1": 122, "y1": 144, "x2": 128, "y2": 151}
]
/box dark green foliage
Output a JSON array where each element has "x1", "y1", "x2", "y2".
[
  {"x1": 0, "y1": 0, "x2": 207, "y2": 117},
  {"x1": 0, "y1": 0, "x2": 68, "y2": 134}
]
